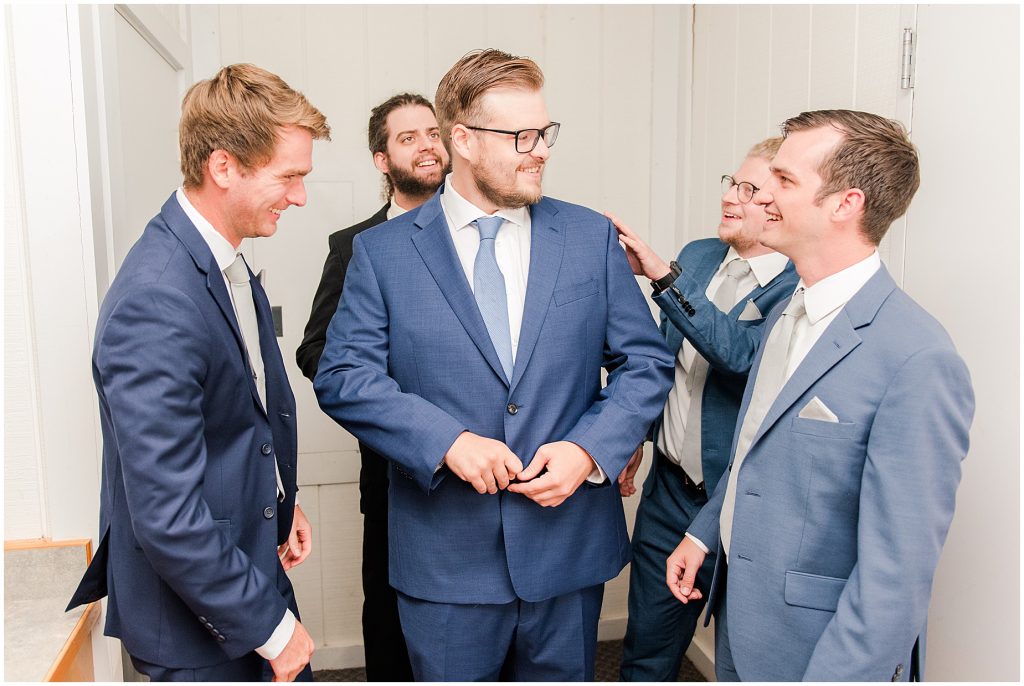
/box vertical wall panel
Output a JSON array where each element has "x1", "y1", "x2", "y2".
[
  {"x1": 366, "y1": 6, "x2": 428, "y2": 102},
  {"x1": 808, "y1": 5, "x2": 858, "y2": 109},
  {"x1": 287, "y1": 487, "x2": 325, "y2": 647},
  {"x1": 733, "y1": 5, "x2": 774, "y2": 158},
  {"x1": 768, "y1": 5, "x2": 811, "y2": 128},
  {"x1": 486, "y1": 5, "x2": 545, "y2": 62},
  {"x1": 854, "y1": 5, "x2": 902, "y2": 115}
]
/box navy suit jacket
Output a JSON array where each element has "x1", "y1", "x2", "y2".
[
  {"x1": 314, "y1": 187, "x2": 674, "y2": 604},
  {"x1": 689, "y1": 264, "x2": 974, "y2": 681},
  {"x1": 650, "y1": 238, "x2": 798, "y2": 496},
  {"x1": 67, "y1": 194, "x2": 300, "y2": 668}
]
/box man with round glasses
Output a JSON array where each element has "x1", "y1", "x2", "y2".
[
  {"x1": 313, "y1": 49, "x2": 673, "y2": 680},
  {"x1": 608, "y1": 137, "x2": 799, "y2": 681}
]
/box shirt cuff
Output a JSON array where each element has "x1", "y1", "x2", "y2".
[
  {"x1": 255, "y1": 608, "x2": 295, "y2": 661},
  {"x1": 684, "y1": 532, "x2": 709, "y2": 554},
  {"x1": 585, "y1": 460, "x2": 607, "y2": 484}
]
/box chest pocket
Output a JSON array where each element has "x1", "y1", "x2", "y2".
[{"x1": 554, "y1": 279, "x2": 598, "y2": 306}]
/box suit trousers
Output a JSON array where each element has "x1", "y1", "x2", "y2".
[
  {"x1": 361, "y1": 507, "x2": 413, "y2": 681},
  {"x1": 396, "y1": 584, "x2": 604, "y2": 681},
  {"x1": 129, "y1": 563, "x2": 313, "y2": 682},
  {"x1": 621, "y1": 449, "x2": 715, "y2": 681}
]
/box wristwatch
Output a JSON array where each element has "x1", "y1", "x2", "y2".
[{"x1": 650, "y1": 261, "x2": 681, "y2": 296}]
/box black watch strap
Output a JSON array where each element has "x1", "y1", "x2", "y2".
[{"x1": 651, "y1": 261, "x2": 681, "y2": 295}]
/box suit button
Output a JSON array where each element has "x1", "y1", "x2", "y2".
[
  {"x1": 507, "y1": 403, "x2": 518, "y2": 415},
  {"x1": 261, "y1": 443, "x2": 273, "y2": 455},
  {"x1": 217, "y1": 635, "x2": 226, "y2": 643},
  {"x1": 198, "y1": 616, "x2": 207, "y2": 623},
  {"x1": 205, "y1": 622, "x2": 214, "y2": 629},
  {"x1": 263, "y1": 507, "x2": 275, "y2": 519}
]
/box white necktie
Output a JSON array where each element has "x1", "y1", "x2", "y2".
[
  {"x1": 719, "y1": 288, "x2": 806, "y2": 556},
  {"x1": 677, "y1": 258, "x2": 751, "y2": 482},
  {"x1": 224, "y1": 254, "x2": 284, "y2": 501}
]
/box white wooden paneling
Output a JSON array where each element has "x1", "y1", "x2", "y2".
[
  {"x1": 808, "y1": 5, "x2": 858, "y2": 109},
  {"x1": 768, "y1": 5, "x2": 811, "y2": 126},
  {"x1": 904, "y1": 5, "x2": 1019, "y2": 680}
]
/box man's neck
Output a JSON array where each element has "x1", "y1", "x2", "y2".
[
  {"x1": 794, "y1": 243, "x2": 876, "y2": 287},
  {"x1": 182, "y1": 185, "x2": 240, "y2": 249},
  {"x1": 735, "y1": 242, "x2": 775, "y2": 260}
]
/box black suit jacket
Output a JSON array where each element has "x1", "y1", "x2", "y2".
[{"x1": 297, "y1": 203, "x2": 391, "y2": 516}]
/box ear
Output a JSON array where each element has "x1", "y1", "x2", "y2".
[
  {"x1": 373, "y1": 151, "x2": 390, "y2": 175},
  {"x1": 207, "y1": 149, "x2": 234, "y2": 190},
  {"x1": 449, "y1": 124, "x2": 473, "y2": 161},
  {"x1": 832, "y1": 187, "x2": 865, "y2": 224}
]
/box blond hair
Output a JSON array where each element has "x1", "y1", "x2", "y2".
[
  {"x1": 434, "y1": 49, "x2": 544, "y2": 153},
  {"x1": 747, "y1": 136, "x2": 783, "y2": 160},
  {"x1": 179, "y1": 63, "x2": 331, "y2": 188},
  {"x1": 782, "y1": 110, "x2": 919, "y2": 244}
]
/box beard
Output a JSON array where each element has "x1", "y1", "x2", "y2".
[
  {"x1": 472, "y1": 154, "x2": 544, "y2": 210},
  {"x1": 388, "y1": 154, "x2": 448, "y2": 199},
  {"x1": 719, "y1": 218, "x2": 764, "y2": 254}
]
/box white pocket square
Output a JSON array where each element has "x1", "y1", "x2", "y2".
[
  {"x1": 798, "y1": 396, "x2": 839, "y2": 422},
  {"x1": 738, "y1": 299, "x2": 762, "y2": 321}
]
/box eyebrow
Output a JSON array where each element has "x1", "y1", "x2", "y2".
[
  {"x1": 281, "y1": 167, "x2": 312, "y2": 177},
  {"x1": 394, "y1": 127, "x2": 440, "y2": 138},
  {"x1": 769, "y1": 164, "x2": 794, "y2": 178}
]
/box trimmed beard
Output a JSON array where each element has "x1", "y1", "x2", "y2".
[
  {"x1": 472, "y1": 156, "x2": 543, "y2": 210},
  {"x1": 388, "y1": 155, "x2": 448, "y2": 200}
]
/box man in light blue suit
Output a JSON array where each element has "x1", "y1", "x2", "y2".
[
  {"x1": 667, "y1": 110, "x2": 975, "y2": 681},
  {"x1": 608, "y1": 137, "x2": 799, "y2": 681},
  {"x1": 314, "y1": 49, "x2": 673, "y2": 681}
]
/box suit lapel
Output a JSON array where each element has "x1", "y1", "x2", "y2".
[
  {"x1": 159, "y1": 193, "x2": 266, "y2": 413},
  {"x1": 411, "y1": 194, "x2": 510, "y2": 385},
  {"x1": 509, "y1": 199, "x2": 563, "y2": 393},
  {"x1": 748, "y1": 264, "x2": 897, "y2": 446}
]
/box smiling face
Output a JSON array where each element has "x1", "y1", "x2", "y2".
[
  {"x1": 375, "y1": 104, "x2": 449, "y2": 202},
  {"x1": 754, "y1": 126, "x2": 846, "y2": 262},
  {"x1": 462, "y1": 87, "x2": 551, "y2": 211},
  {"x1": 222, "y1": 125, "x2": 313, "y2": 245},
  {"x1": 718, "y1": 155, "x2": 772, "y2": 255}
]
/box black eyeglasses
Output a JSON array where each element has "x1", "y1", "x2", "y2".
[
  {"x1": 465, "y1": 122, "x2": 560, "y2": 153},
  {"x1": 721, "y1": 175, "x2": 760, "y2": 204}
]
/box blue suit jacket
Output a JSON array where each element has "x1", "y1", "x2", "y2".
[
  {"x1": 688, "y1": 264, "x2": 975, "y2": 681},
  {"x1": 67, "y1": 194, "x2": 300, "y2": 668},
  {"x1": 314, "y1": 188, "x2": 674, "y2": 604},
  {"x1": 649, "y1": 238, "x2": 798, "y2": 497}
]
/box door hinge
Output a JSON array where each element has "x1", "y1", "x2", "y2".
[{"x1": 900, "y1": 27, "x2": 915, "y2": 89}]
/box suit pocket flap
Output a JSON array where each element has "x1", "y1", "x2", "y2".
[
  {"x1": 784, "y1": 570, "x2": 846, "y2": 611},
  {"x1": 554, "y1": 280, "x2": 598, "y2": 306},
  {"x1": 791, "y1": 416, "x2": 858, "y2": 439}
]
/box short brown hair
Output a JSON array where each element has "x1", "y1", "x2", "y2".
[
  {"x1": 782, "y1": 110, "x2": 919, "y2": 244},
  {"x1": 434, "y1": 49, "x2": 544, "y2": 153},
  {"x1": 747, "y1": 136, "x2": 783, "y2": 160},
  {"x1": 367, "y1": 93, "x2": 435, "y2": 199},
  {"x1": 179, "y1": 63, "x2": 331, "y2": 188}
]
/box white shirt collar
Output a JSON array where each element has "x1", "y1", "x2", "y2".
[
  {"x1": 798, "y1": 251, "x2": 882, "y2": 324},
  {"x1": 715, "y1": 246, "x2": 790, "y2": 289},
  {"x1": 440, "y1": 173, "x2": 530, "y2": 230},
  {"x1": 175, "y1": 187, "x2": 239, "y2": 271},
  {"x1": 386, "y1": 200, "x2": 408, "y2": 221}
]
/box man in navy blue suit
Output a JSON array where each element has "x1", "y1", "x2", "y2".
[
  {"x1": 314, "y1": 49, "x2": 673, "y2": 681},
  {"x1": 67, "y1": 64, "x2": 330, "y2": 681},
  {"x1": 668, "y1": 110, "x2": 974, "y2": 681},
  {"x1": 609, "y1": 137, "x2": 799, "y2": 681}
]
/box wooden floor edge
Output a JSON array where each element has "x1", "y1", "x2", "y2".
[{"x1": 44, "y1": 601, "x2": 101, "y2": 682}]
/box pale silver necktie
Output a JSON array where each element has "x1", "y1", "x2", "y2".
[
  {"x1": 677, "y1": 258, "x2": 752, "y2": 483},
  {"x1": 224, "y1": 254, "x2": 284, "y2": 501},
  {"x1": 473, "y1": 216, "x2": 514, "y2": 381},
  {"x1": 719, "y1": 287, "x2": 806, "y2": 556}
]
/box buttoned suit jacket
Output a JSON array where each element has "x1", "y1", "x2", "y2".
[
  {"x1": 313, "y1": 186, "x2": 674, "y2": 604},
  {"x1": 687, "y1": 264, "x2": 974, "y2": 681},
  {"x1": 67, "y1": 193, "x2": 300, "y2": 668},
  {"x1": 296, "y1": 202, "x2": 391, "y2": 516},
  {"x1": 648, "y1": 238, "x2": 798, "y2": 497}
]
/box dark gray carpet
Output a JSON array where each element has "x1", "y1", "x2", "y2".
[{"x1": 313, "y1": 639, "x2": 706, "y2": 681}]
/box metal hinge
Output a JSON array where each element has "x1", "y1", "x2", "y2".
[{"x1": 900, "y1": 27, "x2": 915, "y2": 89}]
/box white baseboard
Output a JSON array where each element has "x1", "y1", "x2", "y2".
[
  {"x1": 308, "y1": 642, "x2": 365, "y2": 671},
  {"x1": 686, "y1": 630, "x2": 716, "y2": 681}
]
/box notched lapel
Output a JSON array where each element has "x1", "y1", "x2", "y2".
[
  {"x1": 411, "y1": 202, "x2": 510, "y2": 385},
  {"x1": 510, "y1": 200, "x2": 563, "y2": 393}
]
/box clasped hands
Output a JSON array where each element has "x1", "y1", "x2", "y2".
[{"x1": 444, "y1": 431, "x2": 594, "y2": 507}]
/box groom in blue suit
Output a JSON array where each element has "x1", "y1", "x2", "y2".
[
  {"x1": 67, "y1": 64, "x2": 330, "y2": 681},
  {"x1": 314, "y1": 49, "x2": 673, "y2": 681},
  {"x1": 668, "y1": 110, "x2": 975, "y2": 681},
  {"x1": 608, "y1": 137, "x2": 798, "y2": 681}
]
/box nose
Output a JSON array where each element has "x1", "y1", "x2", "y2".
[
  {"x1": 722, "y1": 183, "x2": 740, "y2": 204},
  {"x1": 531, "y1": 137, "x2": 550, "y2": 162},
  {"x1": 288, "y1": 178, "x2": 307, "y2": 208},
  {"x1": 752, "y1": 183, "x2": 772, "y2": 207}
]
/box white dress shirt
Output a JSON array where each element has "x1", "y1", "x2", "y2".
[
  {"x1": 175, "y1": 189, "x2": 295, "y2": 661},
  {"x1": 657, "y1": 247, "x2": 789, "y2": 480},
  {"x1": 386, "y1": 200, "x2": 408, "y2": 221}
]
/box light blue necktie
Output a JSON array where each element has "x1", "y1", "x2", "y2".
[{"x1": 473, "y1": 216, "x2": 514, "y2": 381}]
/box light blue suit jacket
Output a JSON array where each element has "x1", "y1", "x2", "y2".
[
  {"x1": 314, "y1": 187, "x2": 674, "y2": 604},
  {"x1": 688, "y1": 264, "x2": 974, "y2": 681}
]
